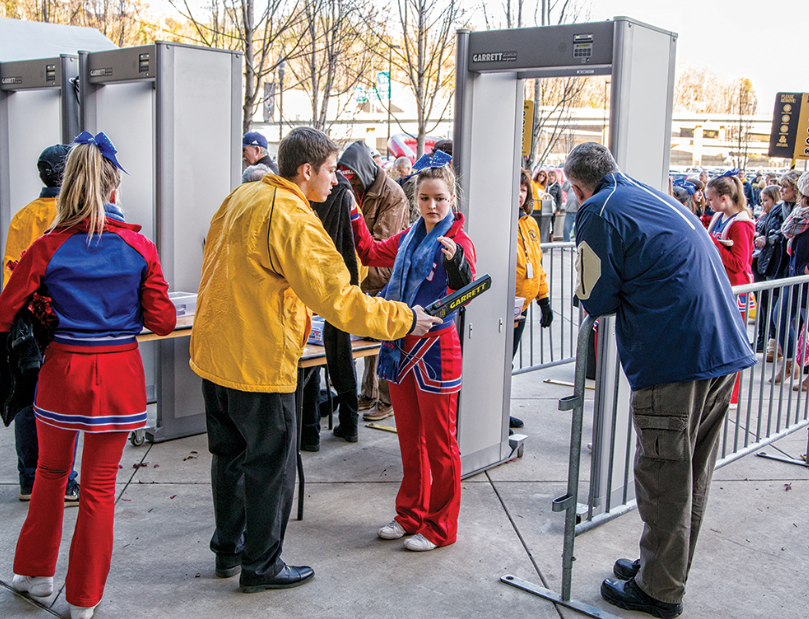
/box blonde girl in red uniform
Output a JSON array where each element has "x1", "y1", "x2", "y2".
[
  {"x1": 350, "y1": 151, "x2": 475, "y2": 551},
  {"x1": 2, "y1": 132, "x2": 175, "y2": 618},
  {"x1": 706, "y1": 172, "x2": 755, "y2": 405}
]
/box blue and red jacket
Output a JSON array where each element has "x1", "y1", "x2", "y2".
[
  {"x1": 0, "y1": 207, "x2": 175, "y2": 350},
  {"x1": 351, "y1": 207, "x2": 475, "y2": 392},
  {"x1": 350, "y1": 206, "x2": 476, "y2": 331}
]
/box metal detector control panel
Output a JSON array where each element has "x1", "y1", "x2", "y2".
[
  {"x1": 1, "y1": 56, "x2": 70, "y2": 90},
  {"x1": 87, "y1": 45, "x2": 156, "y2": 83},
  {"x1": 468, "y1": 21, "x2": 613, "y2": 75}
]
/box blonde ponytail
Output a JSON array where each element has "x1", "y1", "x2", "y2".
[
  {"x1": 707, "y1": 175, "x2": 751, "y2": 218},
  {"x1": 51, "y1": 143, "x2": 120, "y2": 240}
]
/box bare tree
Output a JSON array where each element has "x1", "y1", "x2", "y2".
[
  {"x1": 1, "y1": 0, "x2": 158, "y2": 46},
  {"x1": 729, "y1": 78, "x2": 757, "y2": 171},
  {"x1": 169, "y1": 0, "x2": 306, "y2": 133},
  {"x1": 285, "y1": 0, "x2": 378, "y2": 132},
  {"x1": 376, "y1": 0, "x2": 464, "y2": 157}
]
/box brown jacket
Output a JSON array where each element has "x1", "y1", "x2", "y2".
[{"x1": 359, "y1": 168, "x2": 409, "y2": 295}]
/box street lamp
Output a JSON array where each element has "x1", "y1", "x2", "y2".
[
  {"x1": 278, "y1": 60, "x2": 286, "y2": 141},
  {"x1": 386, "y1": 45, "x2": 399, "y2": 159}
]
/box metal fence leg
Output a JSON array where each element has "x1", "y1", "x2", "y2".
[{"x1": 502, "y1": 316, "x2": 621, "y2": 618}]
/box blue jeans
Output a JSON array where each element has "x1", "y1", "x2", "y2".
[
  {"x1": 15, "y1": 405, "x2": 79, "y2": 492},
  {"x1": 563, "y1": 211, "x2": 576, "y2": 242}
]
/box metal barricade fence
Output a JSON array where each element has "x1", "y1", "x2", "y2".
[
  {"x1": 513, "y1": 241, "x2": 579, "y2": 374},
  {"x1": 577, "y1": 274, "x2": 809, "y2": 535},
  {"x1": 504, "y1": 277, "x2": 809, "y2": 616}
]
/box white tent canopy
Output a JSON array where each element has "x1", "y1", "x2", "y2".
[{"x1": 0, "y1": 17, "x2": 115, "y2": 61}]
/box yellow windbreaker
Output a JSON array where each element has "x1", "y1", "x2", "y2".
[
  {"x1": 189, "y1": 174, "x2": 414, "y2": 393},
  {"x1": 3, "y1": 196, "x2": 57, "y2": 288},
  {"x1": 515, "y1": 214, "x2": 549, "y2": 311}
]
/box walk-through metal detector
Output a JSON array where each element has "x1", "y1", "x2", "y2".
[
  {"x1": 80, "y1": 42, "x2": 242, "y2": 442},
  {"x1": 454, "y1": 17, "x2": 676, "y2": 616},
  {"x1": 0, "y1": 55, "x2": 80, "y2": 264}
]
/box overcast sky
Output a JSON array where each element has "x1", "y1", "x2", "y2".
[{"x1": 586, "y1": 0, "x2": 809, "y2": 113}]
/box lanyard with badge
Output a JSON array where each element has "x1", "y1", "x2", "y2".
[{"x1": 518, "y1": 219, "x2": 534, "y2": 279}]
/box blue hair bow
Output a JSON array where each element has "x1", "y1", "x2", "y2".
[
  {"x1": 673, "y1": 178, "x2": 697, "y2": 195},
  {"x1": 720, "y1": 168, "x2": 740, "y2": 178},
  {"x1": 73, "y1": 131, "x2": 128, "y2": 174},
  {"x1": 406, "y1": 149, "x2": 452, "y2": 178}
]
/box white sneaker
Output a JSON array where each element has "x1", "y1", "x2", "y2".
[
  {"x1": 403, "y1": 533, "x2": 437, "y2": 552},
  {"x1": 377, "y1": 519, "x2": 407, "y2": 540},
  {"x1": 11, "y1": 573, "x2": 54, "y2": 597},
  {"x1": 69, "y1": 603, "x2": 99, "y2": 619}
]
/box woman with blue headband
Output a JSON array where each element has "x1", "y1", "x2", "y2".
[{"x1": 1, "y1": 132, "x2": 176, "y2": 618}]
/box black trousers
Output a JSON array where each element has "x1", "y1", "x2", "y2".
[
  {"x1": 202, "y1": 380, "x2": 296, "y2": 579},
  {"x1": 323, "y1": 322, "x2": 359, "y2": 429},
  {"x1": 300, "y1": 323, "x2": 360, "y2": 444}
]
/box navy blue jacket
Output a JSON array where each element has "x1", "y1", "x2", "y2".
[{"x1": 575, "y1": 173, "x2": 756, "y2": 391}]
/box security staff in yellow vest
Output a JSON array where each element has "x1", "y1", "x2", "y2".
[{"x1": 190, "y1": 127, "x2": 441, "y2": 593}]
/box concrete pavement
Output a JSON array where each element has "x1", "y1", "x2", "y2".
[{"x1": 1, "y1": 362, "x2": 807, "y2": 618}]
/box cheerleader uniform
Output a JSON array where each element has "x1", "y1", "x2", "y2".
[
  {"x1": 351, "y1": 205, "x2": 475, "y2": 547},
  {"x1": 707, "y1": 210, "x2": 754, "y2": 403},
  {"x1": 0, "y1": 205, "x2": 175, "y2": 607}
]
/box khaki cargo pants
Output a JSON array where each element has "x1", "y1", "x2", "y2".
[{"x1": 631, "y1": 373, "x2": 735, "y2": 604}]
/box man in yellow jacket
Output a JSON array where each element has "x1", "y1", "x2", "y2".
[
  {"x1": 3, "y1": 144, "x2": 71, "y2": 287},
  {"x1": 190, "y1": 127, "x2": 440, "y2": 593}
]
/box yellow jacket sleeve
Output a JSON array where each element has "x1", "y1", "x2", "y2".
[{"x1": 269, "y1": 197, "x2": 413, "y2": 342}]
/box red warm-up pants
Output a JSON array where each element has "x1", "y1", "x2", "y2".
[
  {"x1": 389, "y1": 375, "x2": 461, "y2": 547},
  {"x1": 14, "y1": 420, "x2": 128, "y2": 607}
]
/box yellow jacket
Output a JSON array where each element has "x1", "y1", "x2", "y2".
[
  {"x1": 189, "y1": 174, "x2": 414, "y2": 393},
  {"x1": 515, "y1": 214, "x2": 549, "y2": 310},
  {"x1": 3, "y1": 196, "x2": 57, "y2": 287}
]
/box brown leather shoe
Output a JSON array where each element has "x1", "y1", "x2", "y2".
[
  {"x1": 358, "y1": 395, "x2": 376, "y2": 411},
  {"x1": 363, "y1": 401, "x2": 394, "y2": 421}
]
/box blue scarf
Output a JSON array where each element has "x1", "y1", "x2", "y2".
[{"x1": 377, "y1": 212, "x2": 455, "y2": 382}]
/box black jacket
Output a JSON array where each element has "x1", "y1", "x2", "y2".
[
  {"x1": 257, "y1": 154, "x2": 279, "y2": 175},
  {"x1": 757, "y1": 202, "x2": 787, "y2": 277},
  {"x1": 770, "y1": 201, "x2": 797, "y2": 278},
  {"x1": 310, "y1": 173, "x2": 359, "y2": 286},
  {"x1": 337, "y1": 141, "x2": 378, "y2": 193},
  {"x1": 0, "y1": 310, "x2": 42, "y2": 426},
  {"x1": 546, "y1": 181, "x2": 563, "y2": 213},
  {"x1": 309, "y1": 172, "x2": 359, "y2": 399}
]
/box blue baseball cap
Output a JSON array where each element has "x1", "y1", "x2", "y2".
[{"x1": 243, "y1": 132, "x2": 268, "y2": 149}]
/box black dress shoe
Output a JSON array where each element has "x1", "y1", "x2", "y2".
[
  {"x1": 509, "y1": 416, "x2": 524, "y2": 428},
  {"x1": 240, "y1": 565, "x2": 314, "y2": 592},
  {"x1": 613, "y1": 557, "x2": 640, "y2": 580},
  {"x1": 601, "y1": 578, "x2": 683, "y2": 619},
  {"x1": 300, "y1": 442, "x2": 320, "y2": 452},
  {"x1": 215, "y1": 553, "x2": 242, "y2": 578},
  {"x1": 333, "y1": 424, "x2": 358, "y2": 443}
]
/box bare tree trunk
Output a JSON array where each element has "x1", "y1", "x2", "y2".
[{"x1": 242, "y1": 0, "x2": 255, "y2": 133}]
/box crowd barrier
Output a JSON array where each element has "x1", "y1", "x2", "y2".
[
  {"x1": 578, "y1": 274, "x2": 809, "y2": 535},
  {"x1": 504, "y1": 272, "x2": 809, "y2": 616},
  {"x1": 513, "y1": 242, "x2": 580, "y2": 374}
]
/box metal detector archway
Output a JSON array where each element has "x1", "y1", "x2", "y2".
[
  {"x1": 79, "y1": 42, "x2": 243, "y2": 442},
  {"x1": 0, "y1": 55, "x2": 80, "y2": 266},
  {"x1": 453, "y1": 17, "x2": 677, "y2": 498}
]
